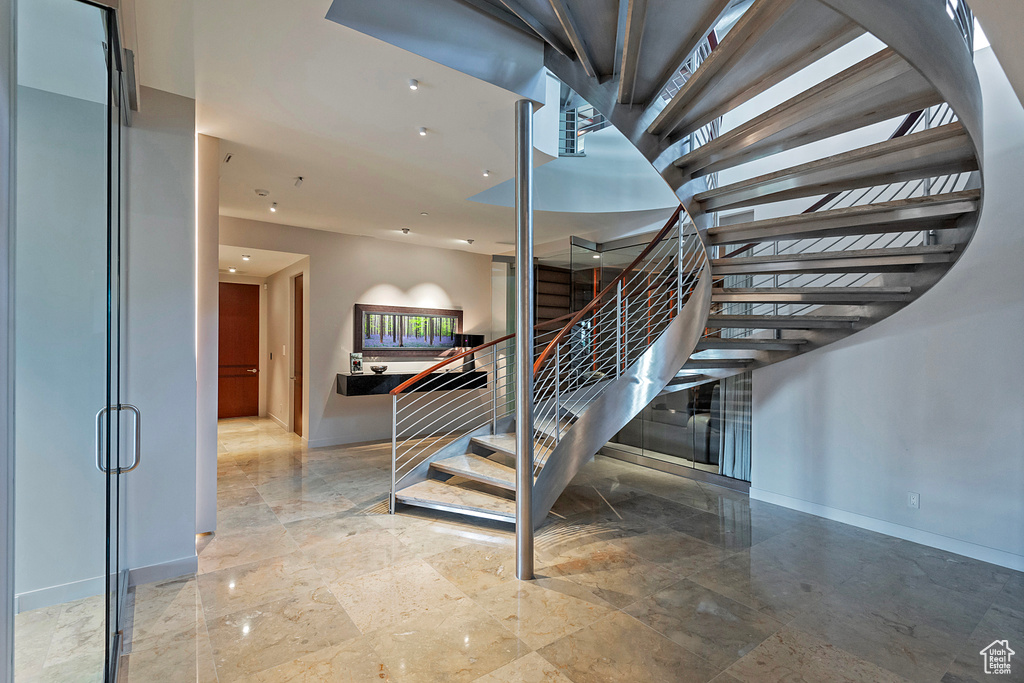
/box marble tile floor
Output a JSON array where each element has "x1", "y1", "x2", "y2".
[{"x1": 106, "y1": 417, "x2": 1022, "y2": 683}]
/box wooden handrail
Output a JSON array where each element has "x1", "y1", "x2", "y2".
[
  {"x1": 533, "y1": 205, "x2": 685, "y2": 374},
  {"x1": 390, "y1": 205, "x2": 687, "y2": 395},
  {"x1": 720, "y1": 109, "x2": 927, "y2": 260}
]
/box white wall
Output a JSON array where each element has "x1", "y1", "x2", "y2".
[
  {"x1": 750, "y1": 48, "x2": 1024, "y2": 571},
  {"x1": 196, "y1": 133, "x2": 219, "y2": 534},
  {"x1": 123, "y1": 86, "x2": 198, "y2": 580},
  {"x1": 14, "y1": 85, "x2": 111, "y2": 607},
  {"x1": 219, "y1": 217, "x2": 492, "y2": 447}
]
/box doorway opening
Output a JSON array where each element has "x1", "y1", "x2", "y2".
[
  {"x1": 293, "y1": 274, "x2": 304, "y2": 437},
  {"x1": 216, "y1": 246, "x2": 308, "y2": 435}
]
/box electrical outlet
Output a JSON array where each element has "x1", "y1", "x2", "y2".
[{"x1": 907, "y1": 492, "x2": 920, "y2": 509}]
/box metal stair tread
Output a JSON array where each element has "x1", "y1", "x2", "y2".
[
  {"x1": 471, "y1": 433, "x2": 548, "y2": 459},
  {"x1": 712, "y1": 286, "x2": 912, "y2": 303},
  {"x1": 714, "y1": 244, "x2": 954, "y2": 266},
  {"x1": 696, "y1": 337, "x2": 806, "y2": 351},
  {"x1": 430, "y1": 453, "x2": 516, "y2": 490},
  {"x1": 394, "y1": 480, "x2": 516, "y2": 522},
  {"x1": 707, "y1": 314, "x2": 860, "y2": 329},
  {"x1": 674, "y1": 48, "x2": 941, "y2": 177},
  {"x1": 712, "y1": 245, "x2": 956, "y2": 275},
  {"x1": 707, "y1": 190, "x2": 981, "y2": 245},
  {"x1": 693, "y1": 123, "x2": 976, "y2": 211},
  {"x1": 682, "y1": 358, "x2": 756, "y2": 369},
  {"x1": 648, "y1": 0, "x2": 862, "y2": 138}
]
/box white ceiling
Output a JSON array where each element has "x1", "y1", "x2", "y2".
[
  {"x1": 219, "y1": 245, "x2": 306, "y2": 278},
  {"x1": 133, "y1": 0, "x2": 675, "y2": 256}
]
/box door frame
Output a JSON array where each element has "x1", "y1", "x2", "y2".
[
  {"x1": 2, "y1": 0, "x2": 15, "y2": 679},
  {"x1": 290, "y1": 272, "x2": 307, "y2": 438}
]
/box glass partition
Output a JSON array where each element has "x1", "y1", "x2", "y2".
[
  {"x1": 14, "y1": 0, "x2": 128, "y2": 679},
  {"x1": 607, "y1": 373, "x2": 752, "y2": 482}
]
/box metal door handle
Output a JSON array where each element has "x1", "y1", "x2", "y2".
[
  {"x1": 95, "y1": 404, "x2": 142, "y2": 473},
  {"x1": 121, "y1": 404, "x2": 141, "y2": 472},
  {"x1": 95, "y1": 406, "x2": 113, "y2": 473},
  {"x1": 246, "y1": 368, "x2": 258, "y2": 373}
]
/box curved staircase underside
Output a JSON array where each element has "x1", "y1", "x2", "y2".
[{"x1": 338, "y1": 0, "x2": 985, "y2": 527}]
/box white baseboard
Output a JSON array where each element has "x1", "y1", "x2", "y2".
[
  {"x1": 268, "y1": 412, "x2": 288, "y2": 431},
  {"x1": 750, "y1": 488, "x2": 1024, "y2": 572},
  {"x1": 16, "y1": 556, "x2": 199, "y2": 614},
  {"x1": 16, "y1": 575, "x2": 106, "y2": 613},
  {"x1": 306, "y1": 435, "x2": 390, "y2": 449},
  {"x1": 128, "y1": 555, "x2": 198, "y2": 587}
]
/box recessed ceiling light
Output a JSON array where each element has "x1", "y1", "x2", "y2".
[
  {"x1": 228, "y1": 267, "x2": 237, "y2": 273},
  {"x1": 241, "y1": 255, "x2": 251, "y2": 261},
  {"x1": 420, "y1": 212, "x2": 429, "y2": 217},
  {"x1": 270, "y1": 202, "x2": 277, "y2": 213},
  {"x1": 408, "y1": 79, "x2": 419, "y2": 90},
  {"x1": 255, "y1": 189, "x2": 269, "y2": 198},
  {"x1": 401, "y1": 228, "x2": 410, "y2": 235},
  {"x1": 593, "y1": 254, "x2": 600, "y2": 259},
  {"x1": 465, "y1": 239, "x2": 475, "y2": 244},
  {"x1": 482, "y1": 170, "x2": 490, "y2": 177},
  {"x1": 294, "y1": 177, "x2": 304, "y2": 188},
  {"x1": 418, "y1": 127, "x2": 428, "y2": 136}
]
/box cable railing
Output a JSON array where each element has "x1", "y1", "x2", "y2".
[
  {"x1": 388, "y1": 206, "x2": 708, "y2": 503},
  {"x1": 704, "y1": 101, "x2": 975, "y2": 339},
  {"x1": 559, "y1": 103, "x2": 611, "y2": 156}
]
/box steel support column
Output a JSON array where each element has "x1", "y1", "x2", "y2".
[{"x1": 514, "y1": 99, "x2": 534, "y2": 580}]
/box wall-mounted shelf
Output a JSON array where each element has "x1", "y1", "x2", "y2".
[{"x1": 336, "y1": 370, "x2": 487, "y2": 396}]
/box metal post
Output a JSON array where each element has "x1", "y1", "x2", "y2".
[
  {"x1": 554, "y1": 344, "x2": 561, "y2": 444},
  {"x1": 390, "y1": 395, "x2": 397, "y2": 514},
  {"x1": 676, "y1": 217, "x2": 684, "y2": 314},
  {"x1": 491, "y1": 346, "x2": 498, "y2": 434},
  {"x1": 615, "y1": 280, "x2": 623, "y2": 377},
  {"x1": 514, "y1": 99, "x2": 534, "y2": 580}
]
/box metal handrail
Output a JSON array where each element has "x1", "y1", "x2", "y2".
[
  {"x1": 389, "y1": 206, "x2": 708, "y2": 503},
  {"x1": 533, "y1": 205, "x2": 684, "y2": 372}
]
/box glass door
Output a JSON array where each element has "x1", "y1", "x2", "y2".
[{"x1": 13, "y1": 0, "x2": 128, "y2": 680}]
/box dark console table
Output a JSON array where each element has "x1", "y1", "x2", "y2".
[{"x1": 336, "y1": 370, "x2": 488, "y2": 396}]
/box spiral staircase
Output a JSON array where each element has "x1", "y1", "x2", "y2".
[{"x1": 341, "y1": 0, "x2": 984, "y2": 529}]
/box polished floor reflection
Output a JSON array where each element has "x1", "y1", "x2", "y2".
[{"x1": 114, "y1": 417, "x2": 1022, "y2": 682}]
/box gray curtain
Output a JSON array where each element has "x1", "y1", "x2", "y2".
[{"x1": 718, "y1": 372, "x2": 752, "y2": 481}]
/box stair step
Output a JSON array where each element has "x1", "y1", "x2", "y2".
[
  {"x1": 472, "y1": 433, "x2": 554, "y2": 458},
  {"x1": 394, "y1": 480, "x2": 516, "y2": 523},
  {"x1": 648, "y1": 0, "x2": 862, "y2": 138},
  {"x1": 706, "y1": 314, "x2": 860, "y2": 329},
  {"x1": 695, "y1": 123, "x2": 977, "y2": 212},
  {"x1": 618, "y1": 0, "x2": 730, "y2": 106},
  {"x1": 430, "y1": 453, "x2": 517, "y2": 491},
  {"x1": 667, "y1": 374, "x2": 713, "y2": 386},
  {"x1": 712, "y1": 286, "x2": 912, "y2": 304},
  {"x1": 682, "y1": 358, "x2": 755, "y2": 370},
  {"x1": 674, "y1": 48, "x2": 940, "y2": 177},
  {"x1": 696, "y1": 337, "x2": 806, "y2": 351},
  {"x1": 708, "y1": 191, "x2": 980, "y2": 245},
  {"x1": 712, "y1": 245, "x2": 955, "y2": 275}
]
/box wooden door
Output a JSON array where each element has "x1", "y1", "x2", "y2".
[
  {"x1": 218, "y1": 283, "x2": 260, "y2": 418},
  {"x1": 293, "y1": 274, "x2": 303, "y2": 436}
]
